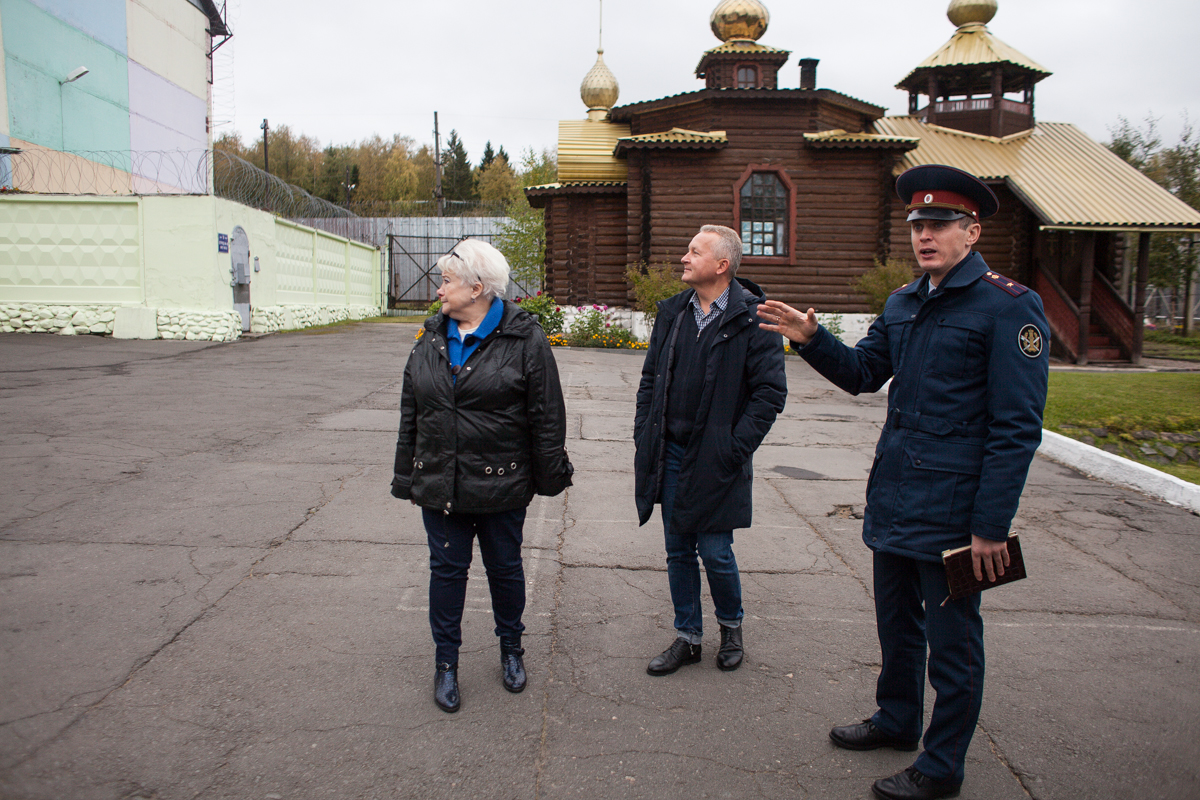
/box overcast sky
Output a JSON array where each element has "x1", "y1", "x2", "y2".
[{"x1": 215, "y1": 0, "x2": 1199, "y2": 162}]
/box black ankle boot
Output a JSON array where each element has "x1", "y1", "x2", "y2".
[
  {"x1": 500, "y1": 638, "x2": 526, "y2": 693},
  {"x1": 434, "y1": 662, "x2": 460, "y2": 712},
  {"x1": 717, "y1": 624, "x2": 743, "y2": 671}
]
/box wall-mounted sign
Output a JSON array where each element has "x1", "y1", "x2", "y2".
[{"x1": 218, "y1": 233, "x2": 229, "y2": 253}]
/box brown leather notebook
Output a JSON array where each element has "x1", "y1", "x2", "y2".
[{"x1": 941, "y1": 535, "x2": 1026, "y2": 602}]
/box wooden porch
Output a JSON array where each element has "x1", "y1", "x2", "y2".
[{"x1": 1032, "y1": 230, "x2": 1152, "y2": 365}]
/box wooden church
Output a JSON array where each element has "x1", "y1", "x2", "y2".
[{"x1": 526, "y1": 0, "x2": 1200, "y2": 364}]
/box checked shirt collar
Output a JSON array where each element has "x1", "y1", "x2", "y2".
[{"x1": 690, "y1": 284, "x2": 730, "y2": 333}]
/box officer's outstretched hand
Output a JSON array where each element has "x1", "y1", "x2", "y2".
[
  {"x1": 971, "y1": 534, "x2": 1010, "y2": 582},
  {"x1": 758, "y1": 300, "x2": 819, "y2": 346}
]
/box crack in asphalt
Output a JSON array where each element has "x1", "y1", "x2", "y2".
[
  {"x1": 0, "y1": 467, "x2": 361, "y2": 773},
  {"x1": 764, "y1": 480, "x2": 870, "y2": 598},
  {"x1": 534, "y1": 489, "x2": 572, "y2": 800}
]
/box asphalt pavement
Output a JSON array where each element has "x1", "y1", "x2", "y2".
[{"x1": 1, "y1": 323, "x2": 1197, "y2": 800}]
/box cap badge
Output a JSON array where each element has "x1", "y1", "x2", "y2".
[
  {"x1": 924, "y1": 193, "x2": 933, "y2": 203},
  {"x1": 1019, "y1": 324, "x2": 1043, "y2": 358}
]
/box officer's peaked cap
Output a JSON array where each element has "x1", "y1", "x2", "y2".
[{"x1": 897, "y1": 164, "x2": 999, "y2": 222}]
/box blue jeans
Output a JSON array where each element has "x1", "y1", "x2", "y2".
[
  {"x1": 660, "y1": 440, "x2": 743, "y2": 643},
  {"x1": 423, "y1": 507, "x2": 527, "y2": 665},
  {"x1": 871, "y1": 550, "x2": 984, "y2": 784}
]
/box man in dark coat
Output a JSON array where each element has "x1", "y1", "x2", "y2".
[
  {"x1": 758, "y1": 165, "x2": 1049, "y2": 800},
  {"x1": 634, "y1": 224, "x2": 787, "y2": 677}
]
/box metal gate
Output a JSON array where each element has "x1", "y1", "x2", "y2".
[{"x1": 387, "y1": 224, "x2": 537, "y2": 308}]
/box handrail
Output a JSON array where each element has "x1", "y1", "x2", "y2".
[
  {"x1": 1033, "y1": 260, "x2": 1080, "y2": 361},
  {"x1": 1035, "y1": 261, "x2": 1079, "y2": 316},
  {"x1": 1090, "y1": 270, "x2": 1135, "y2": 359},
  {"x1": 1093, "y1": 271, "x2": 1134, "y2": 316}
]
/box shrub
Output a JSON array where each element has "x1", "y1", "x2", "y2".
[
  {"x1": 565, "y1": 304, "x2": 644, "y2": 349},
  {"x1": 426, "y1": 298, "x2": 442, "y2": 316},
  {"x1": 514, "y1": 292, "x2": 564, "y2": 336},
  {"x1": 625, "y1": 261, "x2": 686, "y2": 321},
  {"x1": 850, "y1": 258, "x2": 916, "y2": 316}
]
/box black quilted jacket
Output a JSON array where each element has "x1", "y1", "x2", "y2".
[{"x1": 391, "y1": 301, "x2": 573, "y2": 513}]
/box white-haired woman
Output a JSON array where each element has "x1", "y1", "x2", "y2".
[{"x1": 391, "y1": 239, "x2": 573, "y2": 713}]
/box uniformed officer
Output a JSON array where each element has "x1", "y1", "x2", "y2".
[{"x1": 758, "y1": 164, "x2": 1049, "y2": 800}]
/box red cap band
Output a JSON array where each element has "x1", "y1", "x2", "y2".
[{"x1": 906, "y1": 189, "x2": 979, "y2": 218}]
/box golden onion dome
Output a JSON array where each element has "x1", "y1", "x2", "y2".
[
  {"x1": 581, "y1": 49, "x2": 620, "y2": 116},
  {"x1": 947, "y1": 0, "x2": 998, "y2": 28},
  {"x1": 710, "y1": 0, "x2": 769, "y2": 43}
]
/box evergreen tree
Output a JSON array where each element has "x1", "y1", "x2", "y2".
[
  {"x1": 479, "y1": 141, "x2": 496, "y2": 171},
  {"x1": 497, "y1": 145, "x2": 510, "y2": 167},
  {"x1": 441, "y1": 130, "x2": 477, "y2": 206}
]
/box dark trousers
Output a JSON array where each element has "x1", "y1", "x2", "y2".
[
  {"x1": 871, "y1": 550, "x2": 984, "y2": 784},
  {"x1": 423, "y1": 507, "x2": 527, "y2": 665}
]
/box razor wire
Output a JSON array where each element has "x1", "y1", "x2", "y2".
[
  {"x1": 2, "y1": 148, "x2": 211, "y2": 195},
  {"x1": 210, "y1": 150, "x2": 354, "y2": 218}
]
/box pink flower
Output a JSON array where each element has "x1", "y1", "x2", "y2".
[{"x1": 536, "y1": 291, "x2": 542, "y2": 296}]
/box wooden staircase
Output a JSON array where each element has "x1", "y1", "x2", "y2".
[
  {"x1": 1034, "y1": 263, "x2": 1135, "y2": 364},
  {"x1": 1086, "y1": 322, "x2": 1124, "y2": 362}
]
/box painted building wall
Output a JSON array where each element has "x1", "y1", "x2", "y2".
[
  {"x1": 0, "y1": 0, "x2": 210, "y2": 192},
  {"x1": 0, "y1": 195, "x2": 383, "y2": 338}
]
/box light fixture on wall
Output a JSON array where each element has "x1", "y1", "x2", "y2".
[
  {"x1": 61, "y1": 66, "x2": 90, "y2": 85},
  {"x1": 58, "y1": 66, "x2": 90, "y2": 151}
]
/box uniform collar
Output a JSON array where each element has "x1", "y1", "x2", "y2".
[
  {"x1": 936, "y1": 251, "x2": 987, "y2": 291},
  {"x1": 903, "y1": 251, "x2": 987, "y2": 298}
]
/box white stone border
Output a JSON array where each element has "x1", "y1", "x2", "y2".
[{"x1": 1038, "y1": 429, "x2": 1200, "y2": 514}]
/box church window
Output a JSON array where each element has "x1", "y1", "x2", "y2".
[
  {"x1": 737, "y1": 65, "x2": 759, "y2": 89},
  {"x1": 739, "y1": 172, "x2": 789, "y2": 256}
]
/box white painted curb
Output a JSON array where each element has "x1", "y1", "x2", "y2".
[{"x1": 1037, "y1": 429, "x2": 1200, "y2": 514}]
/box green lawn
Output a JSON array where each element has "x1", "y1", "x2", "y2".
[
  {"x1": 1044, "y1": 372, "x2": 1200, "y2": 484},
  {"x1": 1143, "y1": 330, "x2": 1200, "y2": 363}
]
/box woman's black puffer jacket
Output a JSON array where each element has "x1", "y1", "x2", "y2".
[{"x1": 391, "y1": 300, "x2": 573, "y2": 513}]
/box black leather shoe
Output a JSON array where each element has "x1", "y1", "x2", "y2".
[
  {"x1": 500, "y1": 638, "x2": 526, "y2": 693},
  {"x1": 646, "y1": 637, "x2": 701, "y2": 676},
  {"x1": 872, "y1": 767, "x2": 961, "y2": 800},
  {"x1": 716, "y1": 624, "x2": 743, "y2": 671},
  {"x1": 434, "y1": 662, "x2": 460, "y2": 713},
  {"x1": 829, "y1": 719, "x2": 919, "y2": 751}
]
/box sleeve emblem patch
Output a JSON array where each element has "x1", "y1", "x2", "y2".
[{"x1": 1019, "y1": 324, "x2": 1043, "y2": 358}]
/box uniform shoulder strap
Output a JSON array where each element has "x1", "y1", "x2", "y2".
[{"x1": 981, "y1": 271, "x2": 1029, "y2": 297}]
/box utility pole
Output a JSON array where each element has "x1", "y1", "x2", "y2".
[
  {"x1": 260, "y1": 118, "x2": 270, "y2": 174},
  {"x1": 433, "y1": 111, "x2": 444, "y2": 218},
  {"x1": 344, "y1": 165, "x2": 356, "y2": 208}
]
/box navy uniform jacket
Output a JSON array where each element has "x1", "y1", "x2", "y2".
[{"x1": 797, "y1": 251, "x2": 1049, "y2": 562}]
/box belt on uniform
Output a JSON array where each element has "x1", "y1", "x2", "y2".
[{"x1": 888, "y1": 409, "x2": 987, "y2": 438}]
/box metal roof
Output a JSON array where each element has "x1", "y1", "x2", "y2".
[
  {"x1": 526, "y1": 181, "x2": 626, "y2": 191},
  {"x1": 695, "y1": 41, "x2": 790, "y2": 76},
  {"x1": 615, "y1": 128, "x2": 728, "y2": 153},
  {"x1": 873, "y1": 117, "x2": 1200, "y2": 230},
  {"x1": 556, "y1": 120, "x2": 632, "y2": 184},
  {"x1": 803, "y1": 130, "x2": 920, "y2": 150},
  {"x1": 897, "y1": 22, "x2": 1049, "y2": 89},
  {"x1": 610, "y1": 88, "x2": 884, "y2": 122}
]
